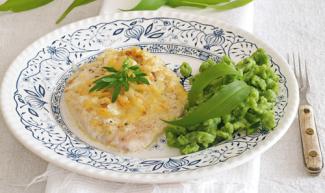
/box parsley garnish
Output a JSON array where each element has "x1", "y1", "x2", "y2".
[{"x1": 89, "y1": 58, "x2": 149, "y2": 102}]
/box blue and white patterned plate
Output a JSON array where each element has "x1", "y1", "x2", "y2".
[{"x1": 1, "y1": 11, "x2": 299, "y2": 183}]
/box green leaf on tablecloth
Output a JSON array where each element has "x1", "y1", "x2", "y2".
[
  {"x1": 210, "y1": 0, "x2": 253, "y2": 11},
  {"x1": 125, "y1": 0, "x2": 167, "y2": 11},
  {"x1": 0, "y1": 0, "x2": 54, "y2": 12},
  {"x1": 124, "y1": 0, "x2": 252, "y2": 11},
  {"x1": 166, "y1": 0, "x2": 229, "y2": 8},
  {"x1": 56, "y1": 0, "x2": 96, "y2": 24}
]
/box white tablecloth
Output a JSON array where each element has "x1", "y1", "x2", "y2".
[
  {"x1": 254, "y1": 1, "x2": 325, "y2": 192},
  {"x1": 1, "y1": 0, "x2": 325, "y2": 193}
]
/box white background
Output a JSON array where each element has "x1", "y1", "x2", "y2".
[{"x1": 1, "y1": 0, "x2": 325, "y2": 192}]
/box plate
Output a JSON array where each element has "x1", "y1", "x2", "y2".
[{"x1": 0, "y1": 11, "x2": 299, "y2": 183}]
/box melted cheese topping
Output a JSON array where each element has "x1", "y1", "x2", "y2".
[{"x1": 64, "y1": 48, "x2": 187, "y2": 152}]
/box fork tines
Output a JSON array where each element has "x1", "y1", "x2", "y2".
[{"x1": 287, "y1": 53, "x2": 311, "y2": 104}]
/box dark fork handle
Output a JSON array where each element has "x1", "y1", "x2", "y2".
[{"x1": 298, "y1": 105, "x2": 323, "y2": 174}]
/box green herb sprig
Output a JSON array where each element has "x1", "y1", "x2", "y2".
[{"x1": 89, "y1": 58, "x2": 149, "y2": 103}]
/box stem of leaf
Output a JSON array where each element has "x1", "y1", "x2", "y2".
[{"x1": 56, "y1": 4, "x2": 74, "y2": 24}]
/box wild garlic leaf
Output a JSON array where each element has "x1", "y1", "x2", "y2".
[
  {"x1": 166, "y1": 81, "x2": 251, "y2": 126},
  {"x1": 126, "y1": 0, "x2": 167, "y2": 11},
  {"x1": 188, "y1": 63, "x2": 239, "y2": 107},
  {"x1": 210, "y1": 0, "x2": 253, "y2": 11},
  {"x1": 56, "y1": 0, "x2": 96, "y2": 24},
  {"x1": 0, "y1": 0, "x2": 53, "y2": 12},
  {"x1": 166, "y1": 0, "x2": 229, "y2": 8}
]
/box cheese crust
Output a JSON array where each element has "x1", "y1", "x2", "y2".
[{"x1": 64, "y1": 48, "x2": 187, "y2": 152}]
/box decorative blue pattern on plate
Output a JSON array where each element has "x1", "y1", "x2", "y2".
[{"x1": 12, "y1": 16, "x2": 288, "y2": 174}]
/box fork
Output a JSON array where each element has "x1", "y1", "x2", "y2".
[{"x1": 288, "y1": 53, "x2": 323, "y2": 175}]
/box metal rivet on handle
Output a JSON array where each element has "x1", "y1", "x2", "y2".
[
  {"x1": 304, "y1": 108, "x2": 310, "y2": 113},
  {"x1": 309, "y1": 151, "x2": 318, "y2": 157},
  {"x1": 305, "y1": 128, "x2": 314, "y2": 135}
]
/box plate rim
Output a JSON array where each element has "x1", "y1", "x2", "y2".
[{"x1": 0, "y1": 10, "x2": 299, "y2": 183}]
